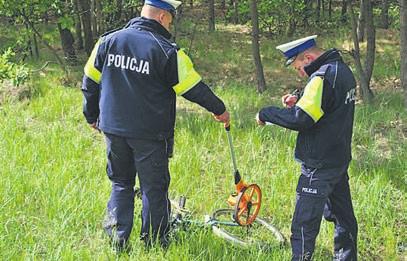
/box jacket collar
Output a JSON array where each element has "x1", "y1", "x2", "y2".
[
  {"x1": 304, "y1": 48, "x2": 342, "y2": 76},
  {"x1": 125, "y1": 16, "x2": 172, "y2": 40}
]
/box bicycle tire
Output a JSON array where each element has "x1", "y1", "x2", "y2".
[{"x1": 210, "y1": 209, "x2": 285, "y2": 248}]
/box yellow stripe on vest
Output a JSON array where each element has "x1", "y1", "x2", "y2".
[
  {"x1": 84, "y1": 40, "x2": 102, "y2": 84},
  {"x1": 296, "y1": 76, "x2": 324, "y2": 122},
  {"x1": 173, "y1": 49, "x2": 202, "y2": 95}
]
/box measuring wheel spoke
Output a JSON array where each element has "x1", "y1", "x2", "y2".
[
  {"x1": 238, "y1": 206, "x2": 247, "y2": 216},
  {"x1": 248, "y1": 187, "x2": 255, "y2": 199}
]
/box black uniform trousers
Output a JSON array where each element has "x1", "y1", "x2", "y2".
[
  {"x1": 103, "y1": 133, "x2": 171, "y2": 247},
  {"x1": 291, "y1": 163, "x2": 358, "y2": 261}
]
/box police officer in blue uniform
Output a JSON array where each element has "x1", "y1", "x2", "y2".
[
  {"x1": 81, "y1": 0, "x2": 230, "y2": 249},
  {"x1": 256, "y1": 36, "x2": 358, "y2": 260}
]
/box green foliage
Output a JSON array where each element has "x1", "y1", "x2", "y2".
[
  {"x1": 58, "y1": 15, "x2": 75, "y2": 30},
  {"x1": 388, "y1": 3, "x2": 401, "y2": 29},
  {"x1": 0, "y1": 48, "x2": 30, "y2": 86},
  {"x1": 225, "y1": 0, "x2": 308, "y2": 35}
]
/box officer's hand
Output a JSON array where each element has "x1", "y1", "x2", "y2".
[
  {"x1": 213, "y1": 110, "x2": 230, "y2": 128},
  {"x1": 282, "y1": 94, "x2": 298, "y2": 108},
  {"x1": 255, "y1": 113, "x2": 265, "y2": 126},
  {"x1": 89, "y1": 122, "x2": 100, "y2": 132}
]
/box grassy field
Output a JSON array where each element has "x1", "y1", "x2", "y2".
[{"x1": 0, "y1": 14, "x2": 406, "y2": 260}]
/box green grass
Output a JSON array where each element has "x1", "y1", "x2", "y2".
[
  {"x1": 0, "y1": 75, "x2": 405, "y2": 260},
  {"x1": 0, "y1": 14, "x2": 406, "y2": 260}
]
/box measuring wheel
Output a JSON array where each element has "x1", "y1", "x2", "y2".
[{"x1": 233, "y1": 184, "x2": 262, "y2": 226}]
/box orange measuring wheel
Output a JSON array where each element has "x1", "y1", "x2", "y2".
[{"x1": 233, "y1": 184, "x2": 262, "y2": 226}]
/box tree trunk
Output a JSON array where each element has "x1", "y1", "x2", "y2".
[
  {"x1": 173, "y1": 5, "x2": 183, "y2": 41},
  {"x1": 303, "y1": 0, "x2": 312, "y2": 28},
  {"x1": 350, "y1": 0, "x2": 374, "y2": 103},
  {"x1": 78, "y1": 0, "x2": 94, "y2": 55},
  {"x1": 72, "y1": 0, "x2": 84, "y2": 50},
  {"x1": 249, "y1": 0, "x2": 266, "y2": 93},
  {"x1": 341, "y1": 0, "x2": 347, "y2": 22},
  {"x1": 233, "y1": 0, "x2": 239, "y2": 24},
  {"x1": 364, "y1": 0, "x2": 375, "y2": 84},
  {"x1": 33, "y1": 32, "x2": 39, "y2": 59},
  {"x1": 401, "y1": 0, "x2": 407, "y2": 108},
  {"x1": 190, "y1": 0, "x2": 193, "y2": 8},
  {"x1": 57, "y1": 23, "x2": 77, "y2": 64},
  {"x1": 209, "y1": 0, "x2": 215, "y2": 31},
  {"x1": 221, "y1": 0, "x2": 226, "y2": 10},
  {"x1": 91, "y1": 0, "x2": 98, "y2": 36},
  {"x1": 221, "y1": 0, "x2": 227, "y2": 21},
  {"x1": 24, "y1": 23, "x2": 33, "y2": 58},
  {"x1": 96, "y1": 0, "x2": 104, "y2": 34},
  {"x1": 317, "y1": 0, "x2": 321, "y2": 23},
  {"x1": 328, "y1": 0, "x2": 332, "y2": 19},
  {"x1": 115, "y1": 0, "x2": 123, "y2": 23},
  {"x1": 20, "y1": 12, "x2": 68, "y2": 76},
  {"x1": 357, "y1": 0, "x2": 367, "y2": 42},
  {"x1": 380, "y1": 0, "x2": 390, "y2": 29}
]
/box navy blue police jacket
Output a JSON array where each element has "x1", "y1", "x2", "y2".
[
  {"x1": 258, "y1": 49, "x2": 356, "y2": 169},
  {"x1": 82, "y1": 17, "x2": 226, "y2": 140}
]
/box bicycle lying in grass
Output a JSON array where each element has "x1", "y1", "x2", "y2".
[
  {"x1": 168, "y1": 126, "x2": 285, "y2": 248},
  {"x1": 169, "y1": 196, "x2": 285, "y2": 248}
]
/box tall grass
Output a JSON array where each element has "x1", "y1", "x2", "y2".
[{"x1": 0, "y1": 73, "x2": 405, "y2": 260}]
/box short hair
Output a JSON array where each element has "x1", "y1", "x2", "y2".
[
  {"x1": 296, "y1": 46, "x2": 323, "y2": 60},
  {"x1": 141, "y1": 4, "x2": 167, "y2": 17}
]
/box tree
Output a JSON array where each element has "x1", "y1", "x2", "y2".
[
  {"x1": 249, "y1": 0, "x2": 266, "y2": 93},
  {"x1": 317, "y1": 0, "x2": 322, "y2": 24},
  {"x1": 56, "y1": 1, "x2": 77, "y2": 64},
  {"x1": 91, "y1": 0, "x2": 98, "y2": 36},
  {"x1": 78, "y1": 0, "x2": 94, "y2": 55},
  {"x1": 380, "y1": 0, "x2": 390, "y2": 29},
  {"x1": 115, "y1": 0, "x2": 123, "y2": 22},
  {"x1": 349, "y1": 0, "x2": 375, "y2": 102},
  {"x1": 341, "y1": 0, "x2": 348, "y2": 22},
  {"x1": 0, "y1": 0, "x2": 69, "y2": 75},
  {"x1": 72, "y1": 0, "x2": 83, "y2": 50},
  {"x1": 328, "y1": 0, "x2": 332, "y2": 20},
  {"x1": 401, "y1": 0, "x2": 407, "y2": 108},
  {"x1": 208, "y1": 0, "x2": 215, "y2": 31},
  {"x1": 233, "y1": 0, "x2": 239, "y2": 24},
  {"x1": 57, "y1": 23, "x2": 77, "y2": 64},
  {"x1": 357, "y1": 0, "x2": 367, "y2": 42},
  {"x1": 303, "y1": 0, "x2": 312, "y2": 27}
]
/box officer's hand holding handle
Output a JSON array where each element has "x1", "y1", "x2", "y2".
[
  {"x1": 213, "y1": 110, "x2": 230, "y2": 128},
  {"x1": 89, "y1": 122, "x2": 101, "y2": 132}
]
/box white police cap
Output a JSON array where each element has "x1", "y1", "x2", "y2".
[
  {"x1": 276, "y1": 35, "x2": 318, "y2": 66},
  {"x1": 145, "y1": 0, "x2": 182, "y2": 12}
]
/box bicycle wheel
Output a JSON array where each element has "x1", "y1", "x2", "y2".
[{"x1": 209, "y1": 209, "x2": 285, "y2": 248}]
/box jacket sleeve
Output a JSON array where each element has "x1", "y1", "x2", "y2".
[
  {"x1": 81, "y1": 76, "x2": 100, "y2": 124},
  {"x1": 258, "y1": 75, "x2": 333, "y2": 131},
  {"x1": 258, "y1": 106, "x2": 314, "y2": 131},
  {"x1": 81, "y1": 39, "x2": 105, "y2": 124},
  {"x1": 165, "y1": 49, "x2": 226, "y2": 115}
]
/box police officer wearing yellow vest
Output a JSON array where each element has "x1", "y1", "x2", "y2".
[
  {"x1": 81, "y1": 0, "x2": 230, "y2": 249},
  {"x1": 256, "y1": 36, "x2": 358, "y2": 260}
]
